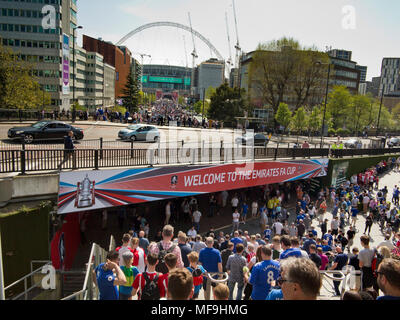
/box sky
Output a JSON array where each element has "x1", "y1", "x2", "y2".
[{"x1": 76, "y1": 0, "x2": 400, "y2": 81}]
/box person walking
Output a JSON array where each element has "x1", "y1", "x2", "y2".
[
  {"x1": 199, "y1": 237, "x2": 223, "y2": 300},
  {"x1": 246, "y1": 246, "x2": 280, "y2": 300},
  {"x1": 226, "y1": 243, "x2": 247, "y2": 300},
  {"x1": 364, "y1": 212, "x2": 374, "y2": 236},
  {"x1": 58, "y1": 131, "x2": 76, "y2": 170},
  {"x1": 232, "y1": 208, "x2": 240, "y2": 233},
  {"x1": 329, "y1": 246, "x2": 348, "y2": 296},
  {"x1": 359, "y1": 235, "x2": 376, "y2": 289}
]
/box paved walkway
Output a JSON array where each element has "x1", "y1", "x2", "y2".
[{"x1": 197, "y1": 169, "x2": 399, "y2": 301}]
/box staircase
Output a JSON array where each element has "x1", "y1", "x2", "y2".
[{"x1": 60, "y1": 271, "x2": 86, "y2": 299}]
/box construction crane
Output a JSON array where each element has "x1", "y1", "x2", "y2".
[
  {"x1": 183, "y1": 35, "x2": 189, "y2": 69},
  {"x1": 225, "y1": 11, "x2": 233, "y2": 68},
  {"x1": 188, "y1": 12, "x2": 198, "y2": 96},
  {"x1": 132, "y1": 52, "x2": 151, "y2": 92},
  {"x1": 232, "y1": 0, "x2": 242, "y2": 87}
]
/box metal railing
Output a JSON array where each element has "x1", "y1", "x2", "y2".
[
  {"x1": 4, "y1": 261, "x2": 52, "y2": 300},
  {"x1": 319, "y1": 269, "x2": 363, "y2": 297},
  {"x1": 61, "y1": 243, "x2": 108, "y2": 301},
  {"x1": 0, "y1": 146, "x2": 329, "y2": 174},
  {"x1": 1, "y1": 145, "x2": 399, "y2": 175}
]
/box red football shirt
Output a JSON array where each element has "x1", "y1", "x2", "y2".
[{"x1": 132, "y1": 271, "x2": 163, "y2": 300}]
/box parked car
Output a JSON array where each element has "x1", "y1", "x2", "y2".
[
  {"x1": 387, "y1": 137, "x2": 400, "y2": 147},
  {"x1": 7, "y1": 121, "x2": 84, "y2": 144},
  {"x1": 118, "y1": 124, "x2": 160, "y2": 142},
  {"x1": 344, "y1": 138, "x2": 362, "y2": 149},
  {"x1": 235, "y1": 133, "x2": 269, "y2": 146}
]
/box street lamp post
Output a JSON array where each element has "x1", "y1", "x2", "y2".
[
  {"x1": 72, "y1": 25, "x2": 83, "y2": 123},
  {"x1": 316, "y1": 61, "x2": 332, "y2": 148},
  {"x1": 376, "y1": 84, "x2": 385, "y2": 137}
]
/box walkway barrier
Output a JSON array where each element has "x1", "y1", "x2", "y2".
[
  {"x1": 4, "y1": 261, "x2": 52, "y2": 300},
  {"x1": 319, "y1": 269, "x2": 362, "y2": 297},
  {"x1": 1, "y1": 145, "x2": 400, "y2": 174},
  {"x1": 203, "y1": 272, "x2": 229, "y2": 301}
]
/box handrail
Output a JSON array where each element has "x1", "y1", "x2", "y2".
[
  {"x1": 4, "y1": 263, "x2": 51, "y2": 291},
  {"x1": 206, "y1": 272, "x2": 229, "y2": 284},
  {"x1": 82, "y1": 243, "x2": 97, "y2": 301}
]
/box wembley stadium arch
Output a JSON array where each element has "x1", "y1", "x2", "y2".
[{"x1": 116, "y1": 21, "x2": 226, "y2": 63}]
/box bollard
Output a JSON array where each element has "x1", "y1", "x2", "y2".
[
  {"x1": 99, "y1": 137, "x2": 103, "y2": 160},
  {"x1": 94, "y1": 150, "x2": 99, "y2": 170}
]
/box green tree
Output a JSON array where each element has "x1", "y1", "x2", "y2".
[
  {"x1": 326, "y1": 85, "x2": 352, "y2": 130},
  {"x1": 248, "y1": 37, "x2": 330, "y2": 113},
  {"x1": 208, "y1": 82, "x2": 246, "y2": 123},
  {"x1": 275, "y1": 102, "x2": 292, "y2": 133},
  {"x1": 121, "y1": 65, "x2": 140, "y2": 113},
  {"x1": 0, "y1": 44, "x2": 50, "y2": 109},
  {"x1": 349, "y1": 94, "x2": 371, "y2": 135},
  {"x1": 290, "y1": 106, "x2": 308, "y2": 141},
  {"x1": 307, "y1": 106, "x2": 322, "y2": 140}
]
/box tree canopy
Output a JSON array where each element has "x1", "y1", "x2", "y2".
[
  {"x1": 0, "y1": 44, "x2": 50, "y2": 110},
  {"x1": 248, "y1": 37, "x2": 330, "y2": 113},
  {"x1": 208, "y1": 82, "x2": 246, "y2": 123}
]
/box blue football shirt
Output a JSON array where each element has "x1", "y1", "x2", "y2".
[{"x1": 249, "y1": 260, "x2": 280, "y2": 300}]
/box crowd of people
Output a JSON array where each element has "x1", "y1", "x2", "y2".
[{"x1": 93, "y1": 157, "x2": 400, "y2": 301}]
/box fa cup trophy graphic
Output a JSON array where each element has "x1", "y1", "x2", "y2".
[{"x1": 75, "y1": 174, "x2": 95, "y2": 208}]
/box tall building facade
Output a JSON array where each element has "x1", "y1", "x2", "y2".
[
  {"x1": 0, "y1": 0, "x2": 116, "y2": 111},
  {"x1": 356, "y1": 65, "x2": 367, "y2": 83},
  {"x1": 328, "y1": 49, "x2": 352, "y2": 61},
  {"x1": 328, "y1": 50, "x2": 360, "y2": 94},
  {"x1": 379, "y1": 58, "x2": 400, "y2": 96},
  {"x1": 196, "y1": 58, "x2": 225, "y2": 100},
  {"x1": 82, "y1": 35, "x2": 132, "y2": 98},
  {"x1": 0, "y1": 0, "x2": 77, "y2": 109},
  {"x1": 366, "y1": 76, "x2": 381, "y2": 97}
]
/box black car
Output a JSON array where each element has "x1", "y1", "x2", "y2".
[
  {"x1": 7, "y1": 121, "x2": 84, "y2": 144},
  {"x1": 235, "y1": 133, "x2": 270, "y2": 146}
]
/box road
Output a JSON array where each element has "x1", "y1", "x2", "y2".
[{"x1": 0, "y1": 122, "x2": 384, "y2": 150}]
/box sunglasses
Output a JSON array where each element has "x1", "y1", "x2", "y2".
[
  {"x1": 277, "y1": 276, "x2": 293, "y2": 286},
  {"x1": 374, "y1": 271, "x2": 384, "y2": 277}
]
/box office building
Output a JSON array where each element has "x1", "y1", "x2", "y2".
[
  {"x1": 328, "y1": 49, "x2": 352, "y2": 61},
  {"x1": 0, "y1": 0, "x2": 77, "y2": 109},
  {"x1": 328, "y1": 49, "x2": 360, "y2": 94},
  {"x1": 379, "y1": 58, "x2": 400, "y2": 96},
  {"x1": 82, "y1": 35, "x2": 133, "y2": 98},
  {"x1": 356, "y1": 65, "x2": 368, "y2": 83},
  {"x1": 366, "y1": 76, "x2": 381, "y2": 97},
  {"x1": 196, "y1": 58, "x2": 225, "y2": 100}
]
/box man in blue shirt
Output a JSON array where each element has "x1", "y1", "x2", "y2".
[
  {"x1": 199, "y1": 237, "x2": 223, "y2": 300},
  {"x1": 247, "y1": 246, "x2": 280, "y2": 300},
  {"x1": 93, "y1": 251, "x2": 127, "y2": 300},
  {"x1": 279, "y1": 235, "x2": 302, "y2": 260},
  {"x1": 323, "y1": 230, "x2": 333, "y2": 247},
  {"x1": 302, "y1": 233, "x2": 317, "y2": 254},
  {"x1": 230, "y1": 230, "x2": 244, "y2": 253},
  {"x1": 241, "y1": 202, "x2": 249, "y2": 224},
  {"x1": 329, "y1": 246, "x2": 348, "y2": 296},
  {"x1": 376, "y1": 258, "x2": 400, "y2": 300}
]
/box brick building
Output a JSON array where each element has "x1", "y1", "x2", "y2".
[{"x1": 83, "y1": 35, "x2": 132, "y2": 98}]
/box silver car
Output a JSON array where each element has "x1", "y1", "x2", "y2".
[
  {"x1": 344, "y1": 138, "x2": 362, "y2": 149},
  {"x1": 118, "y1": 124, "x2": 160, "y2": 142}
]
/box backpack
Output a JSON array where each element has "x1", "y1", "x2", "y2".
[
  {"x1": 141, "y1": 273, "x2": 160, "y2": 300},
  {"x1": 187, "y1": 266, "x2": 204, "y2": 286},
  {"x1": 156, "y1": 242, "x2": 177, "y2": 274}
]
